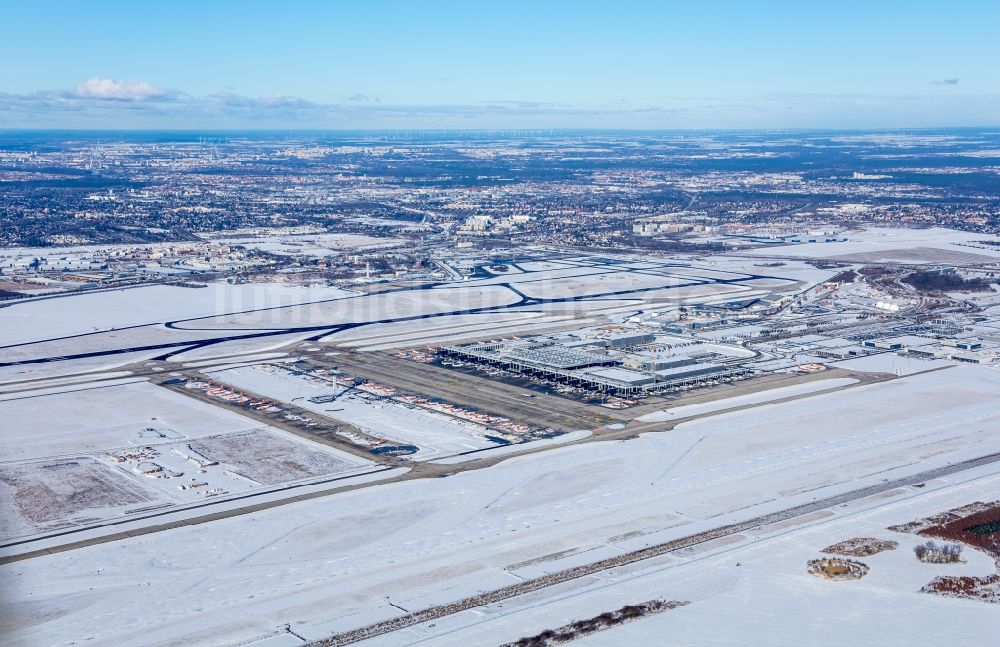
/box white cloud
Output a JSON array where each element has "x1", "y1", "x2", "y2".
[
  {"x1": 1, "y1": 79, "x2": 998, "y2": 129},
  {"x1": 73, "y1": 78, "x2": 168, "y2": 101}
]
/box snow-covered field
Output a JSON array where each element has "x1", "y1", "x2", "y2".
[
  {"x1": 421, "y1": 471, "x2": 1000, "y2": 647},
  {"x1": 331, "y1": 315, "x2": 595, "y2": 352},
  {"x1": 0, "y1": 349, "x2": 173, "y2": 385},
  {"x1": 4, "y1": 244, "x2": 999, "y2": 645},
  {"x1": 214, "y1": 233, "x2": 405, "y2": 256},
  {"x1": 3, "y1": 365, "x2": 999, "y2": 646},
  {"x1": 0, "y1": 426, "x2": 370, "y2": 543},
  {"x1": 515, "y1": 271, "x2": 691, "y2": 299},
  {"x1": 0, "y1": 253, "x2": 816, "y2": 378},
  {"x1": 0, "y1": 282, "x2": 354, "y2": 346},
  {"x1": 0, "y1": 380, "x2": 261, "y2": 461},
  {"x1": 0, "y1": 455, "x2": 160, "y2": 540},
  {"x1": 432, "y1": 261, "x2": 762, "y2": 301},
  {"x1": 175, "y1": 284, "x2": 520, "y2": 331},
  {"x1": 0, "y1": 379, "x2": 373, "y2": 541},
  {"x1": 321, "y1": 312, "x2": 547, "y2": 348},
  {"x1": 187, "y1": 430, "x2": 362, "y2": 485},
  {"x1": 830, "y1": 353, "x2": 957, "y2": 375},
  {"x1": 700, "y1": 256, "x2": 840, "y2": 286},
  {"x1": 208, "y1": 364, "x2": 500, "y2": 459},
  {"x1": 665, "y1": 366, "x2": 1000, "y2": 480},
  {"x1": 746, "y1": 226, "x2": 1000, "y2": 264},
  {"x1": 634, "y1": 377, "x2": 859, "y2": 422}
]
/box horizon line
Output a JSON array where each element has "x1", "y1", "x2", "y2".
[{"x1": 3, "y1": 125, "x2": 1000, "y2": 134}]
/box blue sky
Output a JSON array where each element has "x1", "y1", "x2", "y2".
[{"x1": 2, "y1": 1, "x2": 998, "y2": 129}]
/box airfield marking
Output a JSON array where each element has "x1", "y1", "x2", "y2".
[
  {"x1": 0, "y1": 261, "x2": 773, "y2": 367},
  {"x1": 306, "y1": 449, "x2": 1000, "y2": 646},
  {"x1": 0, "y1": 368, "x2": 902, "y2": 564}
]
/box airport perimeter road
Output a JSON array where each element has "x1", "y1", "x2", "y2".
[{"x1": 308, "y1": 450, "x2": 1000, "y2": 646}]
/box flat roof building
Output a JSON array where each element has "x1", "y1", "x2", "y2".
[
  {"x1": 581, "y1": 367, "x2": 655, "y2": 386},
  {"x1": 654, "y1": 362, "x2": 729, "y2": 382}
]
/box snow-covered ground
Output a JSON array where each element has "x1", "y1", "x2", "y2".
[
  {"x1": 417, "y1": 470, "x2": 1000, "y2": 647},
  {"x1": 431, "y1": 430, "x2": 593, "y2": 465},
  {"x1": 214, "y1": 233, "x2": 405, "y2": 256},
  {"x1": 0, "y1": 380, "x2": 262, "y2": 461},
  {"x1": 3, "y1": 364, "x2": 999, "y2": 646},
  {"x1": 830, "y1": 353, "x2": 957, "y2": 375},
  {"x1": 429, "y1": 263, "x2": 749, "y2": 300},
  {"x1": 0, "y1": 350, "x2": 174, "y2": 387},
  {"x1": 174, "y1": 284, "x2": 520, "y2": 331},
  {"x1": 0, "y1": 281, "x2": 354, "y2": 345},
  {"x1": 634, "y1": 377, "x2": 859, "y2": 422},
  {"x1": 663, "y1": 365, "x2": 1000, "y2": 479},
  {"x1": 0, "y1": 377, "x2": 375, "y2": 541},
  {"x1": 0, "y1": 253, "x2": 815, "y2": 379},
  {"x1": 746, "y1": 226, "x2": 1000, "y2": 264},
  {"x1": 208, "y1": 364, "x2": 500, "y2": 459},
  {"x1": 515, "y1": 271, "x2": 691, "y2": 299}
]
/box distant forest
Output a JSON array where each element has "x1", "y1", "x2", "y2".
[{"x1": 902, "y1": 270, "x2": 994, "y2": 292}]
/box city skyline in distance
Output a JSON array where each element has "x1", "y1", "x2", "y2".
[{"x1": 2, "y1": 0, "x2": 999, "y2": 129}]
